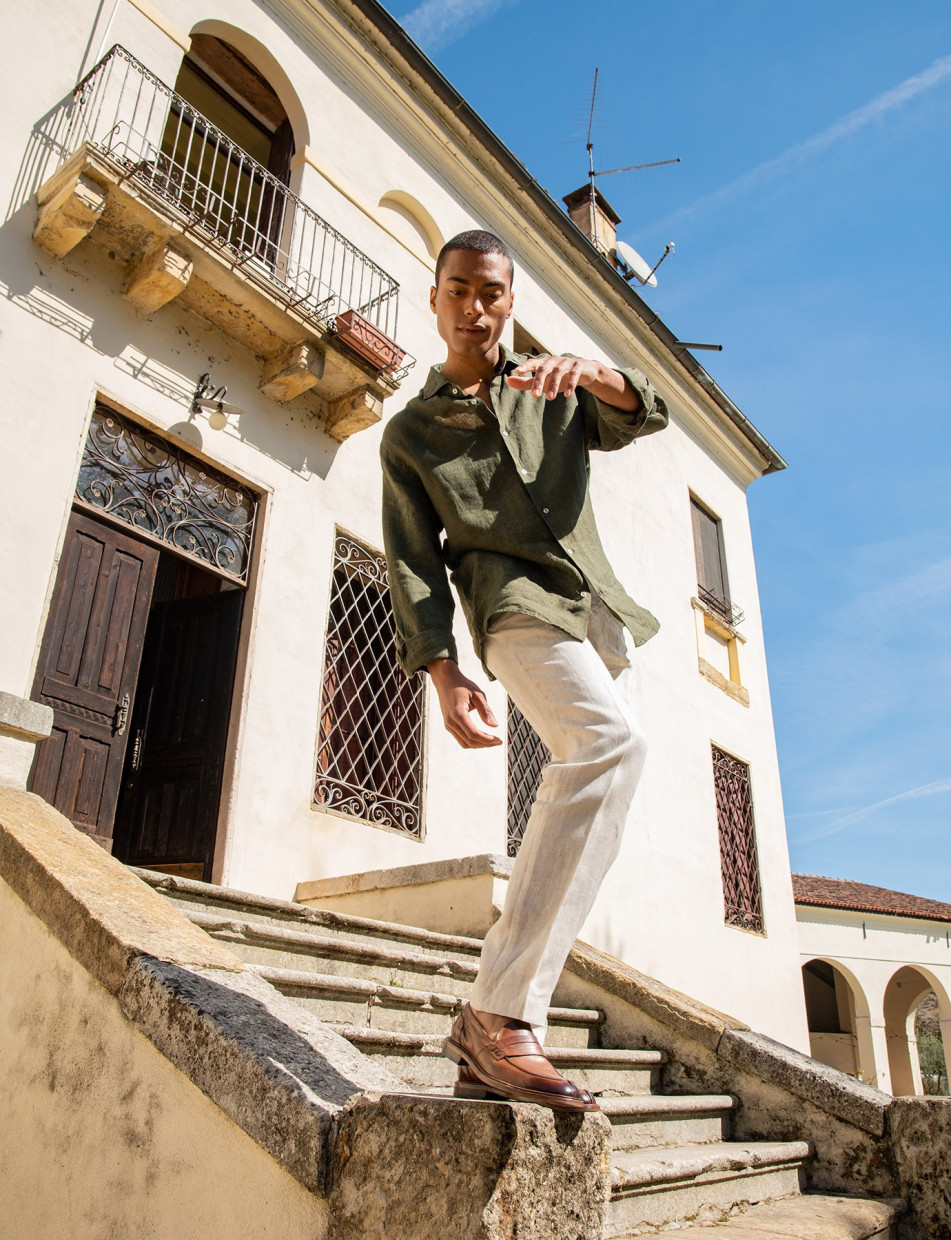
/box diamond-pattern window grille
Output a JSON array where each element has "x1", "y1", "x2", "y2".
[
  {"x1": 507, "y1": 700, "x2": 550, "y2": 857},
  {"x1": 314, "y1": 531, "x2": 425, "y2": 838},
  {"x1": 712, "y1": 745, "x2": 765, "y2": 934}
]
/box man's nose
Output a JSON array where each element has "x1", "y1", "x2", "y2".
[{"x1": 465, "y1": 296, "x2": 484, "y2": 317}]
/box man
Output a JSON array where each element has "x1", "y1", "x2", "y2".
[{"x1": 380, "y1": 229, "x2": 669, "y2": 1113}]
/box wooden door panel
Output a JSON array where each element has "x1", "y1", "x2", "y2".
[
  {"x1": 29, "y1": 511, "x2": 159, "y2": 844},
  {"x1": 54, "y1": 534, "x2": 104, "y2": 683},
  {"x1": 113, "y1": 590, "x2": 243, "y2": 877}
]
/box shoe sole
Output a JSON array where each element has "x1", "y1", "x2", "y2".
[{"x1": 443, "y1": 1035, "x2": 601, "y2": 1114}]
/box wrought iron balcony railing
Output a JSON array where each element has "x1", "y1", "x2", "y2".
[
  {"x1": 698, "y1": 584, "x2": 744, "y2": 629},
  {"x1": 55, "y1": 46, "x2": 408, "y2": 374}
]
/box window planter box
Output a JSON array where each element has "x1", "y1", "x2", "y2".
[{"x1": 334, "y1": 309, "x2": 405, "y2": 373}]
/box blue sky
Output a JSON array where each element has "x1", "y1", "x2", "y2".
[{"x1": 388, "y1": 0, "x2": 951, "y2": 900}]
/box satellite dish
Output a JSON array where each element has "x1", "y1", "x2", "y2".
[{"x1": 615, "y1": 240, "x2": 658, "y2": 287}]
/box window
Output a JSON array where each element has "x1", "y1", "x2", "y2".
[
  {"x1": 513, "y1": 321, "x2": 548, "y2": 357},
  {"x1": 161, "y1": 35, "x2": 294, "y2": 260},
  {"x1": 506, "y1": 699, "x2": 550, "y2": 856},
  {"x1": 690, "y1": 496, "x2": 748, "y2": 705},
  {"x1": 690, "y1": 497, "x2": 734, "y2": 623},
  {"x1": 712, "y1": 746, "x2": 764, "y2": 933},
  {"x1": 314, "y1": 531, "x2": 425, "y2": 838}
]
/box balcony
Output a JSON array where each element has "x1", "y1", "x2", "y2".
[{"x1": 32, "y1": 46, "x2": 414, "y2": 439}]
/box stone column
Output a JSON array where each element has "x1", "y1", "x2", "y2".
[{"x1": 0, "y1": 691, "x2": 53, "y2": 789}]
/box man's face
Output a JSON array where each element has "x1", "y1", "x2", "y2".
[{"x1": 430, "y1": 249, "x2": 513, "y2": 362}]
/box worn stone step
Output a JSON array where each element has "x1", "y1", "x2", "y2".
[
  {"x1": 600, "y1": 1093, "x2": 736, "y2": 1151},
  {"x1": 607, "y1": 1140, "x2": 811, "y2": 1237},
  {"x1": 614, "y1": 1192, "x2": 905, "y2": 1238},
  {"x1": 327, "y1": 1024, "x2": 665, "y2": 1092},
  {"x1": 185, "y1": 909, "x2": 481, "y2": 996},
  {"x1": 133, "y1": 868, "x2": 483, "y2": 963},
  {"x1": 250, "y1": 963, "x2": 604, "y2": 1045}
]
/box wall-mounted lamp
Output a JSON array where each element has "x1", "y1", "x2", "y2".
[{"x1": 192, "y1": 373, "x2": 242, "y2": 429}]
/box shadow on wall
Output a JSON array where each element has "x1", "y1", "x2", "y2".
[{"x1": 0, "y1": 214, "x2": 342, "y2": 481}]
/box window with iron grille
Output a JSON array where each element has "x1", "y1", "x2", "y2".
[
  {"x1": 691, "y1": 498, "x2": 741, "y2": 626},
  {"x1": 507, "y1": 700, "x2": 550, "y2": 857},
  {"x1": 314, "y1": 531, "x2": 425, "y2": 838},
  {"x1": 712, "y1": 745, "x2": 765, "y2": 933}
]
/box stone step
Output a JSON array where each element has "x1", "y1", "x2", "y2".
[
  {"x1": 600, "y1": 1093, "x2": 736, "y2": 1152},
  {"x1": 327, "y1": 1024, "x2": 666, "y2": 1092},
  {"x1": 607, "y1": 1140, "x2": 811, "y2": 1237},
  {"x1": 249, "y1": 963, "x2": 604, "y2": 1046},
  {"x1": 614, "y1": 1192, "x2": 906, "y2": 1238},
  {"x1": 132, "y1": 868, "x2": 483, "y2": 963},
  {"x1": 186, "y1": 909, "x2": 481, "y2": 996}
]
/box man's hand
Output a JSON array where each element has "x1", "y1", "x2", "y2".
[
  {"x1": 506, "y1": 355, "x2": 640, "y2": 412},
  {"x1": 427, "y1": 658, "x2": 502, "y2": 749}
]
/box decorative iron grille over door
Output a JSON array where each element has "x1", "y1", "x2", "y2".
[
  {"x1": 76, "y1": 404, "x2": 258, "y2": 582},
  {"x1": 712, "y1": 745, "x2": 765, "y2": 933},
  {"x1": 315, "y1": 532, "x2": 425, "y2": 838},
  {"x1": 507, "y1": 700, "x2": 550, "y2": 857}
]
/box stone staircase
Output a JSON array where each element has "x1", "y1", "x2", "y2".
[{"x1": 135, "y1": 869, "x2": 904, "y2": 1239}]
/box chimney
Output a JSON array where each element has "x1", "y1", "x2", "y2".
[{"x1": 562, "y1": 184, "x2": 621, "y2": 256}]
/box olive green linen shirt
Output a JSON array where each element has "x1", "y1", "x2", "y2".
[{"x1": 380, "y1": 345, "x2": 670, "y2": 677}]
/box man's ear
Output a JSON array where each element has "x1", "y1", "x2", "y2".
[
  {"x1": 507, "y1": 289, "x2": 514, "y2": 320},
  {"x1": 429, "y1": 285, "x2": 437, "y2": 314}
]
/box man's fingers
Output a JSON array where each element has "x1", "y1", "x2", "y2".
[{"x1": 472, "y1": 691, "x2": 499, "y2": 728}]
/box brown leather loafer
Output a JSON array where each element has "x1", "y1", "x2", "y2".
[{"x1": 444, "y1": 1004, "x2": 600, "y2": 1113}]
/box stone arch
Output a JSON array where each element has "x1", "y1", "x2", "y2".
[
  {"x1": 801, "y1": 957, "x2": 875, "y2": 1082},
  {"x1": 186, "y1": 20, "x2": 310, "y2": 152},
  {"x1": 883, "y1": 965, "x2": 951, "y2": 1096},
  {"x1": 378, "y1": 191, "x2": 443, "y2": 261}
]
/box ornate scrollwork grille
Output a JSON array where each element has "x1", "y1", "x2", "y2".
[
  {"x1": 506, "y1": 700, "x2": 550, "y2": 857},
  {"x1": 314, "y1": 532, "x2": 425, "y2": 838},
  {"x1": 75, "y1": 404, "x2": 257, "y2": 581},
  {"x1": 712, "y1": 746, "x2": 765, "y2": 933}
]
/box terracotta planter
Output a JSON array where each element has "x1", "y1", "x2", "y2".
[{"x1": 335, "y1": 309, "x2": 404, "y2": 373}]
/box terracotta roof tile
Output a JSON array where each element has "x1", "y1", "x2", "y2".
[{"x1": 792, "y1": 874, "x2": 951, "y2": 923}]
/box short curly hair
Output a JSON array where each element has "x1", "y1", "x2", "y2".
[{"x1": 435, "y1": 230, "x2": 514, "y2": 287}]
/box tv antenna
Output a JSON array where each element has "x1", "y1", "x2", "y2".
[{"x1": 584, "y1": 68, "x2": 678, "y2": 284}]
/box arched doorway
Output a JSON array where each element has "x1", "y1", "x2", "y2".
[
  {"x1": 801, "y1": 958, "x2": 873, "y2": 1081},
  {"x1": 161, "y1": 34, "x2": 295, "y2": 260},
  {"x1": 884, "y1": 966, "x2": 949, "y2": 1096}
]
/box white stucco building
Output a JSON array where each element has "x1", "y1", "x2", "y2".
[
  {"x1": 0, "y1": 0, "x2": 809, "y2": 1047},
  {"x1": 796, "y1": 874, "x2": 951, "y2": 1095}
]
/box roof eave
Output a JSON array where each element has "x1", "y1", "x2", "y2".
[{"x1": 338, "y1": 0, "x2": 787, "y2": 477}]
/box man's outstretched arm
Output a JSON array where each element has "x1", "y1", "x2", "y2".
[{"x1": 506, "y1": 354, "x2": 639, "y2": 410}]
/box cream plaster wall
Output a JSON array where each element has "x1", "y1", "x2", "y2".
[
  {"x1": 798, "y1": 905, "x2": 951, "y2": 1092},
  {"x1": 0, "y1": 0, "x2": 806, "y2": 1045},
  {"x1": 0, "y1": 876, "x2": 329, "y2": 1239}
]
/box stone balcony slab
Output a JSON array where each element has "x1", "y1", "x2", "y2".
[{"x1": 34, "y1": 144, "x2": 404, "y2": 439}]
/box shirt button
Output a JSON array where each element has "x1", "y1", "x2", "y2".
[
  {"x1": 520, "y1": 468, "x2": 528, "y2": 475},
  {"x1": 580, "y1": 590, "x2": 589, "y2": 597},
  {"x1": 502, "y1": 430, "x2": 510, "y2": 437},
  {"x1": 565, "y1": 547, "x2": 574, "y2": 555},
  {"x1": 542, "y1": 507, "x2": 550, "y2": 514}
]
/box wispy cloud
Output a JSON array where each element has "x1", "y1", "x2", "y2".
[
  {"x1": 400, "y1": 0, "x2": 511, "y2": 51},
  {"x1": 794, "y1": 778, "x2": 951, "y2": 844},
  {"x1": 652, "y1": 53, "x2": 951, "y2": 231}
]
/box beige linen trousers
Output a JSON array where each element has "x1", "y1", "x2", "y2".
[{"x1": 468, "y1": 593, "x2": 647, "y2": 1032}]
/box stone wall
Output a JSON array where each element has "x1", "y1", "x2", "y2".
[{"x1": 0, "y1": 787, "x2": 611, "y2": 1239}]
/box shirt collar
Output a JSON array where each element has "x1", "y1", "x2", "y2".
[{"x1": 420, "y1": 344, "x2": 521, "y2": 401}]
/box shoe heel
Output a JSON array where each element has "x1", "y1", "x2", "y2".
[
  {"x1": 442, "y1": 1037, "x2": 466, "y2": 1066},
  {"x1": 453, "y1": 1080, "x2": 494, "y2": 1100}
]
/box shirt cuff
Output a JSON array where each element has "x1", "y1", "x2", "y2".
[{"x1": 398, "y1": 629, "x2": 459, "y2": 678}]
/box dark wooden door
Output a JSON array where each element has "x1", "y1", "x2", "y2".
[
  {"x1": 28, "y1": 510, "x2": 160, "y2": 848},
  {"x1": 112, "y1": 589, "x2": 243, "y2": 880}
]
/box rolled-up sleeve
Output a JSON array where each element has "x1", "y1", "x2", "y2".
[
  {"x1": 582, "y1": 365, "x2": 670, "y2": 452},
  {"x1": 381, "y1": 445, "x2": 458, "y2": 676}
]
